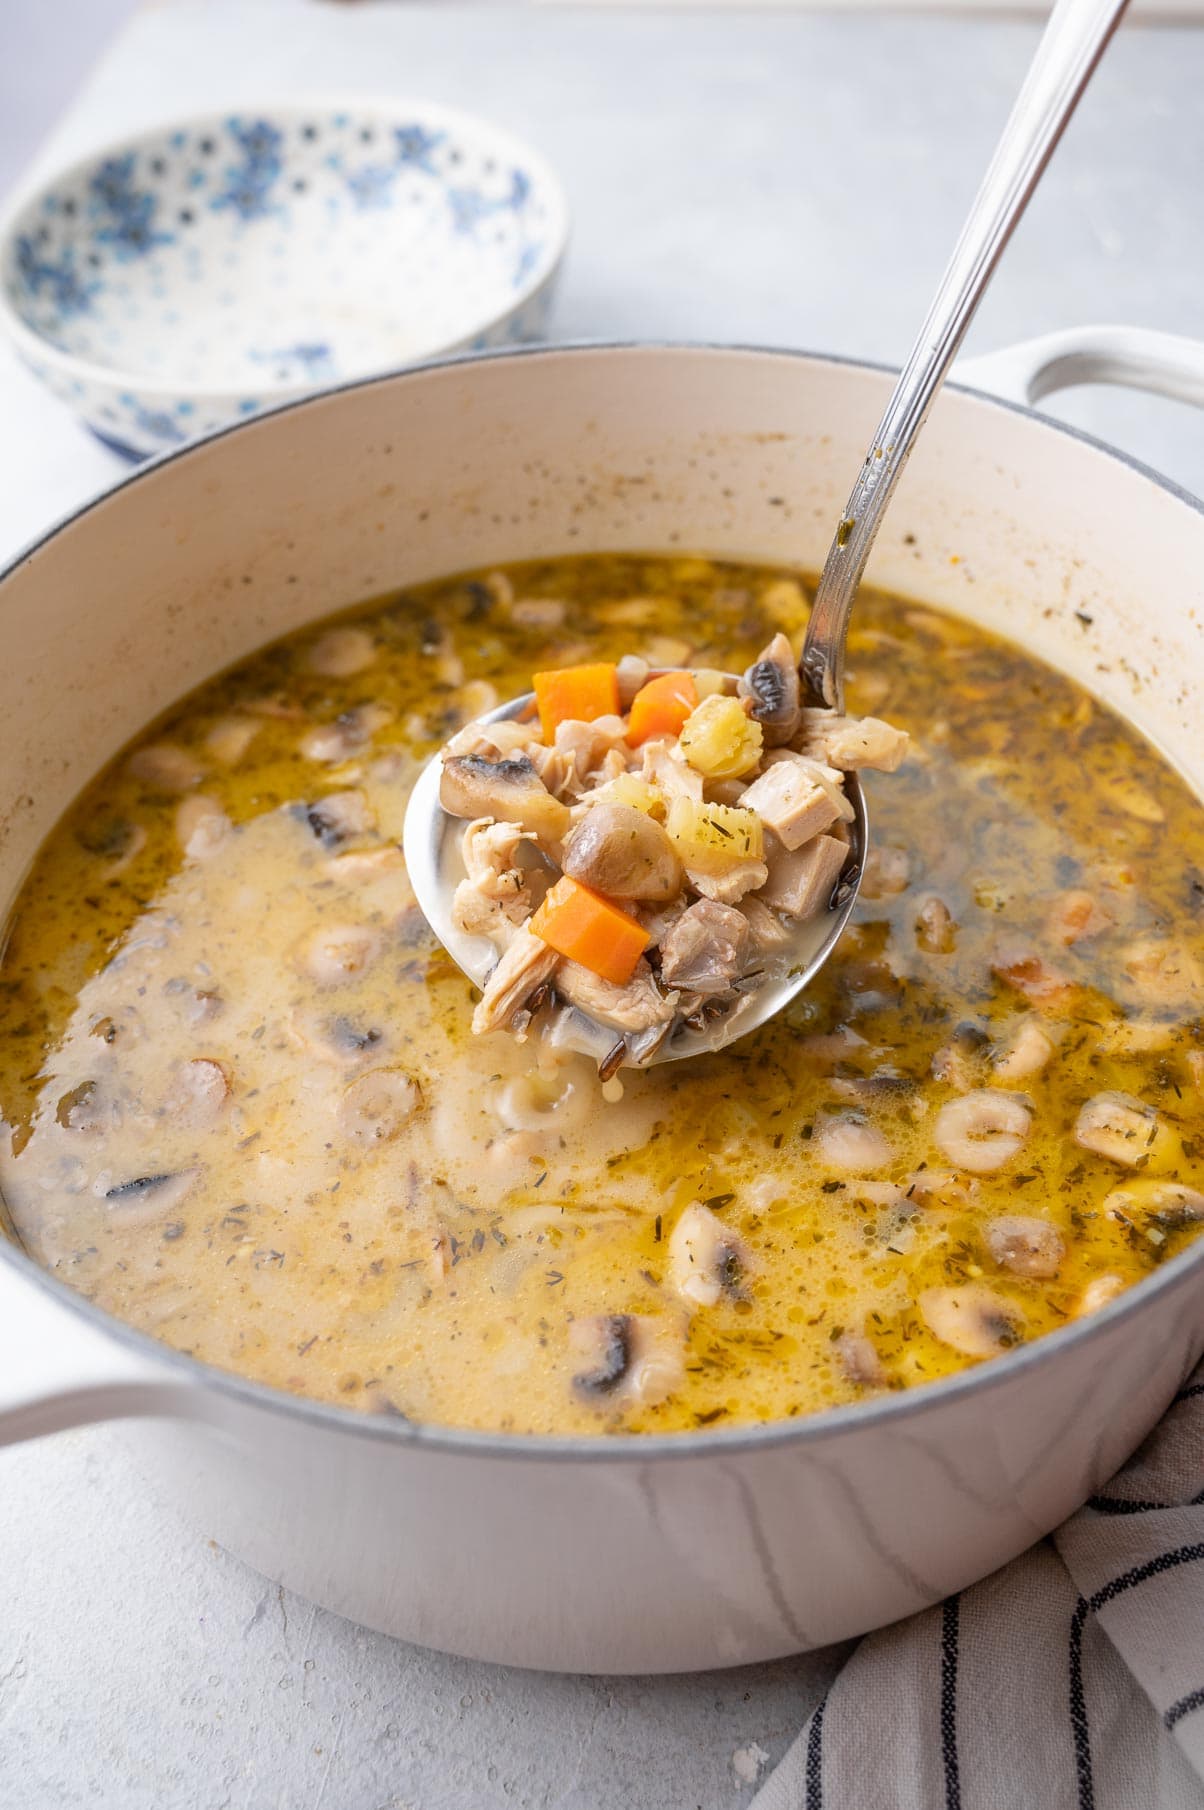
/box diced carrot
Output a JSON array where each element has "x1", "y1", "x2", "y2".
[
  {"x1": 533, "y1": 663, "x2": 620, "y2": 743},
  {"x1": 626, "y1": 670, "x2": 699, "y2": 747},
  {"x1": 529, "y1": 875, "x2": 650, "y2": 985}
]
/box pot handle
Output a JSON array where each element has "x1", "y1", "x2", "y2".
[
  {"x1": 0, "y1": 1250, "x2": 196, "y2": 1446},
  {"x1": 957, "y1": 324, "x2": 1204, "y2": 410}
]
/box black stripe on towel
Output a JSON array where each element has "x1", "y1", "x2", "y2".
[
  {"x1": 1071, "y1": 1544, "x2": 1204, "y2": 1810},
  {"x1": 1166, "y1": 1686, "x2": 1204, "y2": 1731},
  {"x1": 1087, "y1": 1495, "x2": 1171, "y2": 1515},
  {"x1": 805, "y1": 1692, "x2": 827, "y2": 1810},
  {"x1": 1089, "y1": 1487, "x2": 1204, "y2": 1515},
  {"x1": 1069, "y1": 1597, "x2": 1095, "y2": 1810},
  {"x1": 941, "y1": 1596, "x2": 963, "y2": 1810}
]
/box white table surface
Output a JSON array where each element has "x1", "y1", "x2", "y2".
[{"x1": 1, "y1": 6, "x2": 1203, "y2": 1807}]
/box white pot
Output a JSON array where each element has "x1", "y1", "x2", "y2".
[{"x1": 2, "y1": 328, "x2": 1203, "y2": 1674}]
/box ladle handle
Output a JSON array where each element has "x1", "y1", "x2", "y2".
[{"x1": 799, "y1": 0, "x2": 1131, "y2": 710}]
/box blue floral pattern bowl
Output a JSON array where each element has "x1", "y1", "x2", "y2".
[{"x1": 0, "y1": 100, "x2": 568, "y2": 458}]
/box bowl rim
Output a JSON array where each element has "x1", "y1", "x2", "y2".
[
  {"x1": 0, "y1": 94, "x2": 570, "y2": 403},
  {"x1": 1, "y1": 335, "x2": 1202, "y2": 1464}
]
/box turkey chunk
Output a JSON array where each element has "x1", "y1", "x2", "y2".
[
  {"x1": 739, "y1": 752, "x2": 853, "y2": 850},
  {"x1": 801, "y1": 709, "x2": 910, "y2": 773},
  {"x1": 473, "y1": 929, "x2": 559, "y2": 1034},
  {"x1": 757, "y1": 832, "x2": 848, "y2": 918},
  {"x1": 659, "y1": 900, "x2": 750, "y2": 994}
]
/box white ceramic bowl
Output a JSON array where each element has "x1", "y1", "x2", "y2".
[{"x1": 0, "y1": 99, "x2": 568, "y2": 458}]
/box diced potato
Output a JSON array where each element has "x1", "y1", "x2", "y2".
[
  {"x1": 666, "y1": 796, "x2": 763, "y2": 874},
  {"x1": 597, "y1": 774, "x2": 666, "y2": 818},
  {"x1": 679, "y1": 695, "x2": 763, "y2": 779}
]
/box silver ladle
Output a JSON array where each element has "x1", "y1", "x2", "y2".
[{"x1": 404, "y1": 0, "x2": 1129, "y2": 1066}]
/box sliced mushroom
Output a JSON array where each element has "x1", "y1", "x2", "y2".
[
  {"x1": 915, "y1": 896, "x2": 957, "y2": 954},
  {"x1": 493, "y1": 1068, "x2": 582, "y2": 1134},
  {"x1": 304, "y1": 789, "x2": 377, "y2": 849},
  {"x1": 288, "y1": 1011, "x2": 386, "y2": 1065},
  {"x1": 658, "y1": 899, "x2": 750, "y2": 995},
  {"x1": 301, "y1": 704, "x2": 393, "y2": 764},
  {"x1": 903, "y1": 1168, "x2": 973, "y2": 1211},
  {"x1": 126, "y1": 743, "x2": 204, "y2": 792},
  {"x1": 740, "y1": 632, "x2": 801, "y2": 746},
  {"x1": 817, "y1": 1114, "x2": 894, "y2": 1174},
  {"x1": 991, "y1": 1017, "x2": 1055, "y2": 1084},
  {"x1": 669, "y1": 1201, "x2": 749, "y2": 1308},
  {"x1": 919, "y1": 1284, "x2": 1023, "y2": 1358},
  {"x1": 204, "y1": 716, "x2": 260, "y2": 765},
  {"x1": 563, "y1": 804, "x2": 682, "y2": 901},
  {"x1": 306, "y1": 626, "x2": 377, "y2": 677},
  {"x1": 244, "y1": 694, "x2": 307, "y2": 722},
  {"x1": 328, "y1": 846, "x2": 405, "y2": 884},
  {"x1": 835, "y1": 1331, "x2": 886, "y2": 1387},
  {"x1": 860, "y1": 844, "x2": 911, "y2": 899},
  {"x1": 297, "y1": 923, "x2": 382, "y2": 987},
  {"x1": 76, "y1": 816, "x2": 147, "y2": 870},
  {"x1": 934, "y1": 1089, "x2": 1031, "y2": 1173},
  {"x1": 440, "y1": 754, "x2": 570, "y2": 843},
  {"x1": 162, "y1": 1058, "x2": 229, "y2": 1131},
  {"x1": 509, "y1": 596, "x2": 566, "y2": 630},
  {"x1": 795, "y1": 1025, "x2": 870, "y2": 1067},
  {"x1": 337, "y1": 1069, "x2": 421, "y2": 1145},
  {"x1": 569, "y1": 1313, "x2": 683, "y2": 1406},
  {"x1": 1103, "y1": 1178, "x2": 1204, "y2": 1231},
  {"x1": 175, "y1": 795, "x2": 231, "y2": 859},
  {"x1": 570, "y1": 1314, "x2": 632, "y2": 1395},
  {"x1": 1074, "y1": 1091, "x2": 1165, "y2": 1168},
  {"x1": 983, "y1": 1214, "x2": 1064, "y2": 1279},
  {"x1": 1076, "y1": 1274, "x2": 1126, "y2": 1316},
  {"x1": 931, "y1": 1022, "x2": 991, "y2": 1092}
]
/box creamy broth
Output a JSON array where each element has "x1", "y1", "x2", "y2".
[{"x1": 2, "y1": 555, "x2": 1203, "y2": 1435}]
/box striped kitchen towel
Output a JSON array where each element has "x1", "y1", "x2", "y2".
[{"x1": 752, "y1": 1363, "x2": 1204, "y2": 1810}]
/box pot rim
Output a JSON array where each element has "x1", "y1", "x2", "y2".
[{"x1": 3, "y1": 335, "x2": 1202, "y2": 1463}]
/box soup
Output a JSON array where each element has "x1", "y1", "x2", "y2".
[{"x1": 2, "y1": 555, "x2": 1202, "y2": 1435}]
